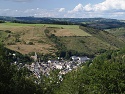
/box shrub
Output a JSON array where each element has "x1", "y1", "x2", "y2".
[
  {"x1": 28, "y1": 42, "x2": 34, "y2": 45},
  {"x1": 5, "y1": 30, "x2": 11, "y2": 33}
]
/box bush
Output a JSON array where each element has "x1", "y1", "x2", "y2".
[
  {"x1": 5, "y1": 30, "x2": 11, "y2": 33},
  {"x1": 38, "y1": 40, "x2": 45, "y2": 43},
  {"x1": 28, "y1": 42, "x2": 34, "y2": 45}
]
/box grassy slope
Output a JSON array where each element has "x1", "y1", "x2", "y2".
[
  {"x1": 0, "y1": 23, "x2": 57, "y2": 54},
  {"x1": 80, "y1": 26, "x2": 125, "y2": 47},
  {"x1": 60, "y1": 36, "x2": 113, "y2": 55},
  {"x1": 107, "y1": 28, "x2": 125, "y2": 36},
  {"x1": 107, "y1": 27, "x2": 125, "y2": 42},
  {"x1": 59, "y1": 26, "x2": 125, "y2": 55},
  {"x1": 0, "y1": 23, "x2": 125, "y2": 56},
  {"x1": 46, "y1": 27, "x2": 91, "y2": 37},
  {"x1": 0, "y1": 30, "x2": 8, "y2": 42}
]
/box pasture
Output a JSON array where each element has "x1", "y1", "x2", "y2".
[
  {"x1": 0, "y1": 23, "x2": 57, "y2": 54},
  {"x1": 0, "y1": 22, "x2": 91, "y2": 54},
  {"x1": 51, "y1": 28, "x2": 91, "y2": 36},
  {"x1": 0, "y1": 22, "x2": 124, "y2": 56}
]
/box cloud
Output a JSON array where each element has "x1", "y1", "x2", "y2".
[
  {"x1": 84, "y1": 0, "x2": 125, "y2": 12},
  {"x1": 68, "y1": 3, "x2": 83, "y2": 13},
  {"x1": 73, "y1": 3, "x2": 83, "y2": 12},
  {"x1": 84, "y1": 4, "x2": 92, "y2": 11},
  {"x1": 1, "y1": 0, "x2": 125, "y2": 19},
  {"x1": 58, "y1": 8, "x2": 65, "y2": 12},
  {"x1": 69, "y1": 0, "x2": 125, "y2": 13},
  {"x1": 67, "y1": 0, "x2": 125, "y2": 19}
]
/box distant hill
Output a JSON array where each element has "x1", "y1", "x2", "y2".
[{"x1": 0, "y1": 16, "x2": 125, "y2": 29}]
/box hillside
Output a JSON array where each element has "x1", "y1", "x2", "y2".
[
  {"x1": 54, "y1": 26, "x2": 125, "y2": 56},
  {"x1": 107, "y1": 27, "x2": 125, "y2": 42},
  {"x1": 0, "y1": 22, "x2": 125, "y2": 56}
]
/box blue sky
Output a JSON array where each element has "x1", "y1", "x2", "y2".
[{"x1": 1, "y1": 0, "x2": 125, "y2": 19}]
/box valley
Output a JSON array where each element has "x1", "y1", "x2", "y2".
[{"x1": 1, "y1": 17, "x2": 125, "y2": 94}]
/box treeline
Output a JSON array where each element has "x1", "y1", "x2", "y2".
[
  {"x1": 0, "y1": 20, "x2": 5, "y2": 23},
  {"x1": 12, "y1": 19, "x2": 125, "y2": 29},
  {"x1": 11, "y1": 20, "x2": 74, "y2": 25},
  {"x1": 80, "y1": 21, "x2": 125, "y2": 29}
]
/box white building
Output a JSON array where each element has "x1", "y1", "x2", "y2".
[
  {"x1": 71, "y1": 56, "x2": 78, "y2": 61},
  {"x1": 55, "y1": 64, "x2": 63, "y2": 69},
  {"x1": 71, "y1": 56, "x2": 90, "y2": 63},
  {"x1": 77, "y1": 56, "x2": 90, "y2": 63}
]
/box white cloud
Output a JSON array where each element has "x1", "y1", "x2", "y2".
[
  {"x1": 83, "y1": 4, "x2": 92, "y2": 11},
  {"x1": 69, "y1": 0, "x2": 125, "y2": 13},
  {"x1": 73, "y1": 3, "x2": 83, "y2": 12},
  {"x1": 59, "y1": 8, "x2": 65, "y2": 12},
  {"x1": 68, "y1": 3, "x2": 83, "y2": 13},
  {"x1": 88, "y1": 0, "x2": 125, "y2": 12},
  {"x1": 37, "y1": 8, "x2": 39, "y2": 10},
  {"x1": 1, "y1": 0, "x2": 125, "y2": 19},
  {"x1": 67, "y1": 0, "x2": 125, "y2": 19}
]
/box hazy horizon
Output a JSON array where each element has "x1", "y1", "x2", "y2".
[{"x1": 1, "y1": 0, "x2": 125, "y2": 19}]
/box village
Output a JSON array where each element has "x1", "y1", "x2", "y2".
[{"x1": 23, "y1": 52, "x2": 90, "y2": 81}]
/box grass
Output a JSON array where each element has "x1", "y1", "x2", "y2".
[
  {"x1": 0, "y1": 22, "x2": 44, "y2": 27},
  {"x1": 0, "y1": 23, "x2": 57, "y2": 54},
  {"x1": 60, "y1": 36, "x2": 115, "y2": 55},
  {"x1": 0, "y1": 22, "x2": 124, "y2": 56},
  {"x1": 107, "y1": 28, "x2": 125, "y2": 36},
  {"x1": 0, "y1": 23, "x2": 91, "y2": 36},
  {"x1": 45, "y1": 24, "x2": 80, "y2": 29},
  {"x1": 50, "y1": 28, "x2": 91, "y2": 37},
  {"x1": 1, "y1": 22, "x2": 80, "y2": 28},
  {"x1": 0, "y1": 30, "x2": 8, "y2": 43}
]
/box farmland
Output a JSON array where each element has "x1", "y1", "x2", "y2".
[
  {"x1": 0, "y1": 23, "x2": 56, "y2": 54},
  {"x1": 0, "y1": 23, "x2": 91, "y2": 55},
  {"x1": 0, "y1": 22, "x2": 125, "y2": 56}
]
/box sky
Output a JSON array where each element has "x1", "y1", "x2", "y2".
[{"x1": 1, "y1": 0, "x2": 125, "y2": 19}]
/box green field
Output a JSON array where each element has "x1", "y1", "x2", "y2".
[
  {"x1": 0, "y1": 22, "x2": 44, "y2": 27},
  {"x1": 1, "y1": 22, "x2": 91, "y2": 37},
  {"x1": 0, "y1": 22, "x2": 91, "y2": 54},
  {"x1": 1, "y1": 22, "x2": 80, "y2": 28},
  {"x1": 49, "y1": 28, "x2": 91, "y2": 37}
]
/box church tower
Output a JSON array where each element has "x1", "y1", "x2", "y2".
[{"x1": 34, "y1": 52, "x2": 38, "y2": 62}]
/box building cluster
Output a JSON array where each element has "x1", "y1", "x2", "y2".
[
  {"x1": 10, "y1": 52, "x2": 90, "y2": 81},
  {"x1": 24, "y1": 53, "x2": 90, "y2": 80}
]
